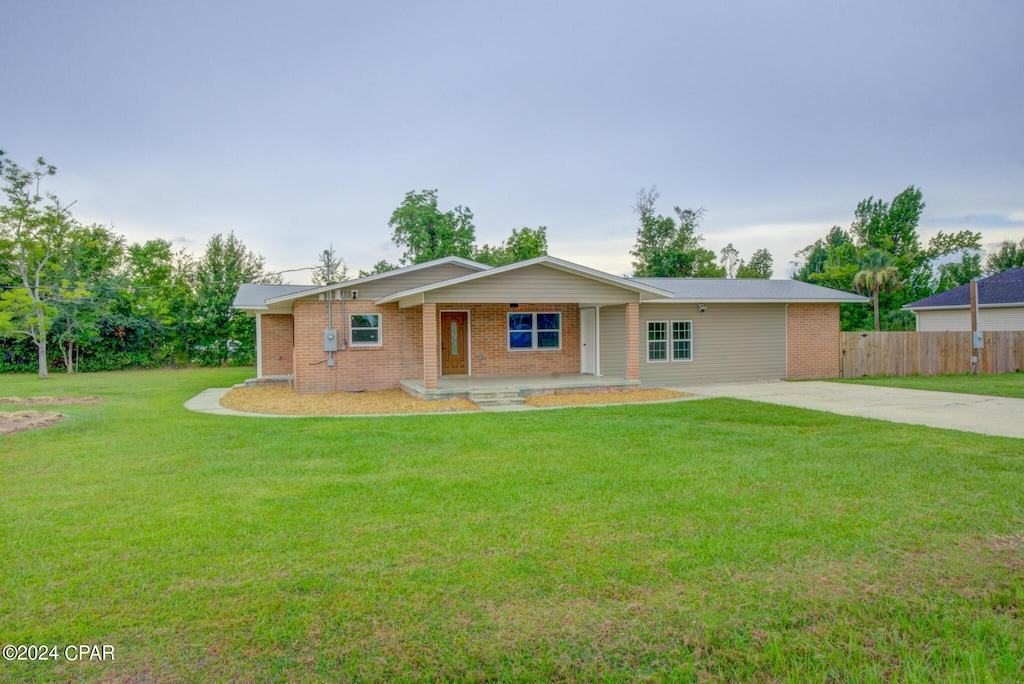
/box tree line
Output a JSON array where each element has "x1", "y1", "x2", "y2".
[
  {"x1": 5, "y1": 150, "x2": 1022, "y2": 377},
  {"x1": 791, "y1": 186, "x2": 1023, "y2": 330},
  {"x1": 0, "y1": 152, "x2": 279, "y2": 377}
]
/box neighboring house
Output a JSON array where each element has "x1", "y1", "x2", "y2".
[
  {"x1": 904, "y1": 267, "x2": 1024, "y2": 331},
  {"x1": 233, "y1": 255, "x2": 866, "y2": 396}
]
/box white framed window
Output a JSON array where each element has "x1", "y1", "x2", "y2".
[
  {"x1": 508, "y1": 312, "x2": 561, "y2": 351},
  {"x1": 647, "y1": 321, "x2": 668, "y2": 362},
  {"x1": 672, "y1": 320, "x2": 692, "y2": 361},
  {"x1": 350, "y1": 313, "x2": 381, "y2": 347}
]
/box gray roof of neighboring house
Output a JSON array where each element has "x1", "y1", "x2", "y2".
[
  {"x1": 233, "y1": 283, "x2": 316, "y2": 309},
  {"x1": 632, "y1": 277, "x2": 868, "y2": 303},
  {"x1": 904, "y1": 267, "x2": 1024, "y2": 309}
]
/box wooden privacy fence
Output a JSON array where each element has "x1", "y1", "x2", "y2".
[{"x1": 840, "y1": 331, "x2": 1024, "y2": 378}]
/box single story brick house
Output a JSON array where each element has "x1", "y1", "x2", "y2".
[
  {"x1": 904, "y1": 267, "x2": 1024, "y2": 331},
  {"x1": 233, "y1": 255, "x2": 866, "y2": 397}
]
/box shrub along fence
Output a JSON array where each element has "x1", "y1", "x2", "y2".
[{"x1": 840, "y1": 331, "x2": 1024, "y2": 378}]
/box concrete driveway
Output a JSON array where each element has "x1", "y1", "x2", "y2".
[{"x1": 670, "y1": 381, "x2": 1024, "y2": 439}]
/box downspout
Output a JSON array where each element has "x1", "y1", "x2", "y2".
[
  {"x1": 327, "y1": 291, "x2": 334, "y2": 367},
  {"x1": 340, "y1": 291, "x2": 347, "y2": 350}
]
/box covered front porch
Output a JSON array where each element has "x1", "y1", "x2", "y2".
[{"x1": 400, "y1": 372, "x2": 639, "y2": 402}]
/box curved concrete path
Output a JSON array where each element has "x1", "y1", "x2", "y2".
[{"x1": 671, "y1": 381, "x2": 1024, "y2": 439}]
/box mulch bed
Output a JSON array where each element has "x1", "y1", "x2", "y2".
[
  {"x1": 220, "y1": 386, "x2": 479, "y2": 416},
  {"x1": 524, "y1": 388, "x2": 693, "y2": 407},
  {"x1": 0, "y1": 411, "x2": 67, "y2": 435},
  {"x1": 0, "y1": 396, "x2": 102, "y2": 405},
  {"x1": 219, "y1": 384, "x2": 694, "y2": 416}
]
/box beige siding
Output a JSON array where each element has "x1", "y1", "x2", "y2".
[
  {"x1": 917, "y1": 307, "x2": 1024, "y2": 331},
  {"x1": 599, "y1": 305, "x2": 627, "y2": 376},
  {"x1": 296, "y1": 263, "x2": 480, "y2": 302},
  {"x1": 423, "y1": 264, "x2": 642, "y2": 304},
  {"x1": 638, "y1": 303, "x2": 787, "y2": 385}
]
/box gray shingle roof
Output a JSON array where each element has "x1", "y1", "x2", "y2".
[
  {"x1": 632, "y1": 277, "x2": 867, "y2": 303},
  {"x1": 233, "y1": 283, "x2": 316, "y2": 309},
  {"x1": 904, "y1": 267, "x2": 1024, "y2": 309}
]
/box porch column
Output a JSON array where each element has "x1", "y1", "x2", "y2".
[
  {"x1": 255, "y1": 313, "x2": 263, "y2": 379},
  {"x1": 625, "y1": 302, "x2": 640, "y2": 382},
  {"x1": 422, "y1": 303, "x2": 438, "y2": 390}
]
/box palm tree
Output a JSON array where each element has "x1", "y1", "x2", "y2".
[{"x1": 853, "y1": 249, "x2": 901, "y2": 331}]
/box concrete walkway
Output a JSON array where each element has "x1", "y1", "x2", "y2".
[
  {"x1": 671, "y1": 381, "x2": 1024, "y2": 439},
  {"x1": 183, "y1": 388, "x2": 300, "y2": 418}
]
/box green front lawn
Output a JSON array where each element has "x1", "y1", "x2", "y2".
[
  {"x1": 2, "y1": 368, "x2": 1023, "y2": 682},
  {"x1": 834, "y1": 371, "x2": 1024, "y2": 399}
]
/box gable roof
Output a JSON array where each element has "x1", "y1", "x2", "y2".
[
  {"x1": 233, "y1": 283, "x2": 317, "y2": 310},
  {"x1": 373, "y1": 256, "x2": 675, "y2": 305},
  {"x1": 259, "y1": 256, "x2": 490, "y2": 306},
  {"x1": 904, "y1": 267, "x2": 1024, "y2": 310},
  {"x1": 633, "y1": 277, "x2": 868, "y2": 303}
]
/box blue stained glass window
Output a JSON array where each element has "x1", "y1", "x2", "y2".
[
  {"x1": 507, "y1": 312, "x2": 561, "y2": 350},
  {"x1": 538, "y1": 331, "x2": 560, "y2": 348},
  {"x1": 508, "y1": 313, "x2": 533, "y2": 330},
  {"x1": 509, "y1": 331, "x2": 533, "y2": 348},
  {"x1": 537, "y1": 313, "x2": 560, "y2": 330}
]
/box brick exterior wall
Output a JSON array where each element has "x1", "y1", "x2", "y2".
[
  {"x1": 786, "y1": 303, "x2": 841, "y2": 379},
  {"x1": 438, "y1": 303, "x2": 581, "y2": 377},
  {"x1": 289, "y1": 301, "x2": 583, "y2": 394},
  {"x1": 260, "y1": 314, "x2": 294, "y2": 376},
  {"x1": 292, "y1": 300, "x2": 423, "y2": 394}
]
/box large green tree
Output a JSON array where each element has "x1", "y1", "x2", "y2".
[
  {"x1": 190, "y1": 232, "x2": 279, "y2": 366},
  {"x1": 0, "y1": 152, "x2": 79, "y2": 378},
  {"x1": 794, "y1": 186, "x2": 982, "y2": 330},
  {"x1": 630, "y1": 187, "x2": 724, "y2": 277},
  {"x1": 853, "y1": 249, "x2": 902, "y2": 331},
  {"x1": 986, "y1": 237, "x2": 1024, "y2": 274},
  {"x1": 736, "y1": 248, "x2": 774, "y2": 279},
  {"x1": 49, "y1": 225, "x2": 125, "y2": 372},
  {"x1": 474, "y1": 226, "x2": 548, "y2": 266},
  {"x1": 311, "y1": 244, "x2": 348, "y2": 285},
  {"x1": 388, "y1": 189, "x2": 476, "y2": 265}
]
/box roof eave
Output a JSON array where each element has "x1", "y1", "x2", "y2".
[
  {"x1": 375, "y1": 256, "x2": 673, "y2": 305},
  {"x1": 263, "y1": 256, "x2": 491, "y2": 305},
  {"x1": 904, "y1": 302, "x2": 1024, "y2": 311},
  {"x1": 646, "y1": 297, "x2": 868, "y2": 304}
]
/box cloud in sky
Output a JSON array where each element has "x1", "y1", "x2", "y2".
[{"x1": 3, "y1": 0, "x2": 1022, "y2": 281}]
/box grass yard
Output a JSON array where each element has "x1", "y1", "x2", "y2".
[
  {"x1": 835, "y1": 371, "x2": 1024, "y2": 400},
  {"x1": 2, "y1": 368, "x2": 1023, "y2": 682}
]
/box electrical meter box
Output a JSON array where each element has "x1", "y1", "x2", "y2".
[
  {"x1": 323, "y1": 329, "x2": 338, "y2": 352},
  {"x1": 973, "y1": 331, "x2": 984, "y2": 349}
]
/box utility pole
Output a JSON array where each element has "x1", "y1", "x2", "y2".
[{"x1": 970, "y1": 277, "x2": 982, "y2": 375}]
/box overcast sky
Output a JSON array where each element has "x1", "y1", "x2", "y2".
[{"x1": 4, "y1": 0, "x2": 1022, "y2": 282}]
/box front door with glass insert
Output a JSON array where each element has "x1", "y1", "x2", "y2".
[{"x1": 440, "y1": 311, "x2": 468, "y2": 375}]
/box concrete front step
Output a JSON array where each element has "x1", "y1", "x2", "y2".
[
  {"x1": 469, "y1": 390, "x2": 526, "y2": 407},
  {"x1": 244, "y1": 375, "x2": 294, "y2": 388}
]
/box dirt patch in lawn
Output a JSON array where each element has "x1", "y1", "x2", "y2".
[
  {"x1": 524, "y1": 388, "x2": 693, "y2": 407},
  {"x1": 0, "y1": 411, "x2": 66, "y2": 435},
  {"x1": 220, "y1": 385, "x2": 479, "y2": 416},
  {"x1": 0, "y1": 396, "x2": 102, "y2": 405}
]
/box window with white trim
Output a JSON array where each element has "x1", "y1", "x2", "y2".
[
  {"x1": 647, "y1": 321, "x2": 668, "y2": 361},
  {"x1": 508, "y1": 312, "x2": 561, "y2": 350},
  {"x1": 672, "y1": 320, "x2": 692, "y2": 361},
  {"x1": 349, "y1": 314, "x2": 381, "y2": 346}
]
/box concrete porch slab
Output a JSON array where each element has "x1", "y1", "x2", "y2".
[{"x1": 400, "y1": 373, "x2": 639, "y2": 401}]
